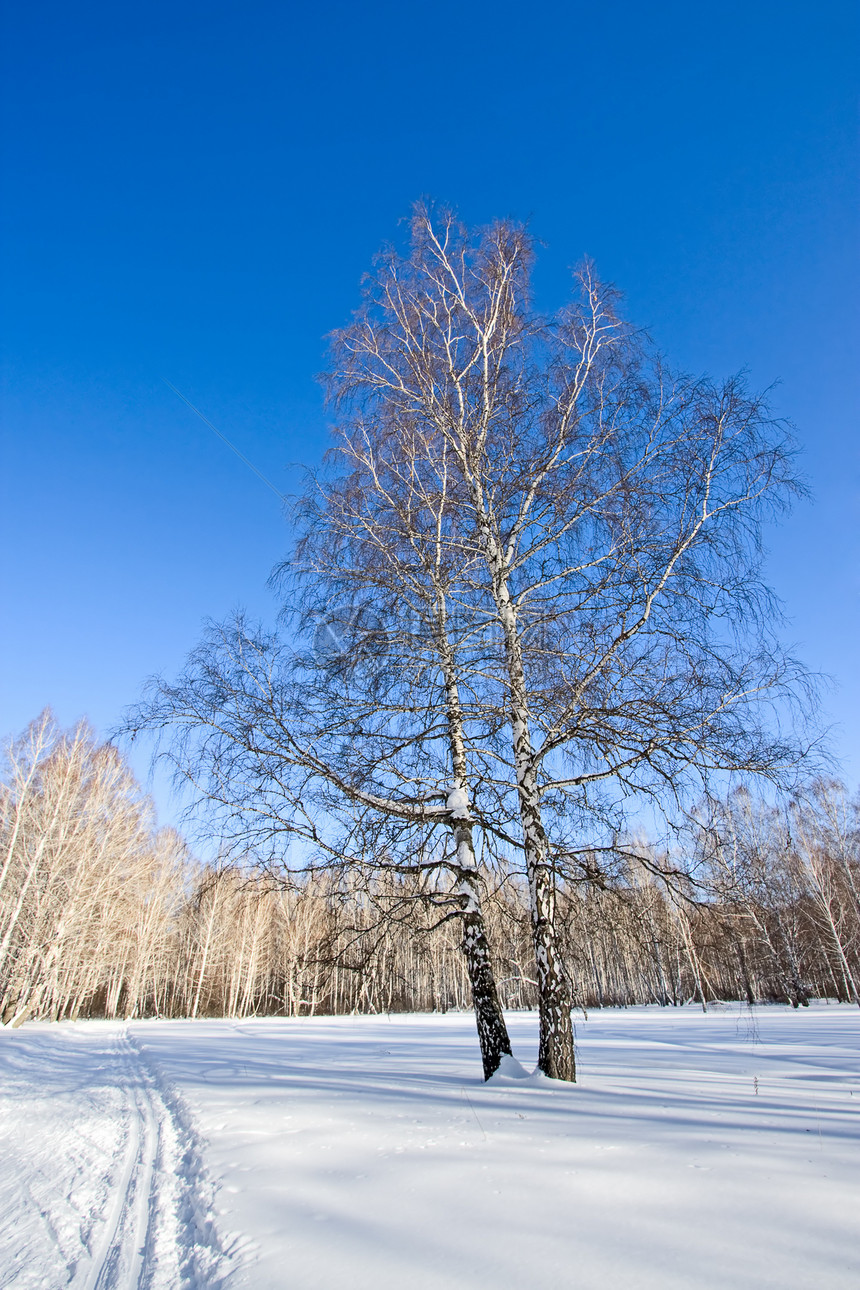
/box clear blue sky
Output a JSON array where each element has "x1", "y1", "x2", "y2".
[{"x1": 2, "y1": 0, "x2": 858, "y2": 814}]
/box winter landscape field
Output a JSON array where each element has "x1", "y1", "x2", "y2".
[
  {"x1": 4, "y1": 5, "x2": 858, "y2": 1290},
  {"x1": 0, "y1": 1003, "x2": 857, "y2": 1290}
]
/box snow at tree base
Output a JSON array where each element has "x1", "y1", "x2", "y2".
[{"x1": 1, "y1": 1005, "x2": 857, "y2": 1289}]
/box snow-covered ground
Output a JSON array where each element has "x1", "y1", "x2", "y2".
[{"x1": 0, "y1": 1005, "x2": 857, "y2": 1289}]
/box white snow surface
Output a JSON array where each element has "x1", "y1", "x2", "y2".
[
  {"x1": 446, "y1": 787, "x2": 470, "y2": 818},
  {"x1": 1, "y1": 1004, "x2": 858, "y2": 1289}
]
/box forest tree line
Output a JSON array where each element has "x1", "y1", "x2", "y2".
[{"x1": 2, "y1": 711, "x2": 857, "y2": 1028}]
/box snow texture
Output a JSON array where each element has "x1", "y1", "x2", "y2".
[
  {"x1": 446, "y1": 787, "x2": 470, "y2": 818},
  {"x1": 1, "y1": 1004, "x2": 858, "y2": 1288}
]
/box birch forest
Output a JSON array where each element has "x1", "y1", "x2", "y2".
[{"x1": 2, "y1": 709, "x2": 857, "y2": 1027}]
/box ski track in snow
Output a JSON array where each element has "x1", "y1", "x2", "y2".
[
  {"x1": 0, "y1": 1004, "x2": 858, "y2": 1289},
  {"x1": 0, "y1": 1022, "x2": 228, "y2": 1289}
]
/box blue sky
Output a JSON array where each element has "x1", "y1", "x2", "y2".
[{"x1": 2, "y1": 0, "x2": 858, "y2": 813}]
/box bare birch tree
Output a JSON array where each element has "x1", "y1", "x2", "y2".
[
  {"x1": 0, "y1": 711, "x2": 185, "y2": 1025},
  {"x1": 118, "y1": 205, "x2": 816, "y2": 1083},
  {"x1": 789, "y1": 782, "x2": 860, "y2": 1005},
  {"x1": 321, "y1": 205, "x2": 814, "y2": 1078},
  {"x1": 126, "y1": 611, "x2": 515, "y2": 1077}
]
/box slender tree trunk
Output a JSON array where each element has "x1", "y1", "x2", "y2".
[
  {"x1": 816, "y1": 892, "x2": 860, "y2": 1006},
  {"x1": 450, "y1": 815, "x2": 512, "y2": 1078},
  {"x1": 733, "y1": 930, "x2": 756, "y2": 1006},
  {"x1": 439, "y1": 619, "x2": 513, "y2": 1078},
  {"x1": 674, "y1": 904, "x2": 708, "y2": 1011},
  {"x1": 495, "y1": 575, "x2": 575, "y2": 1080},
  {"x1": 514, "y1": 742, "x2": 575, "y2": 1077}
]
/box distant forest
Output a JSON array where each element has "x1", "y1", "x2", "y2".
[{"x1": 2, "y1": 712, "x2": 857, "y2": 1028}]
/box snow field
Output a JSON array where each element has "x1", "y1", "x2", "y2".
[
  {"x1": 0, "y1": 1004, "x2": 857, "y2": 1289},
  {"x1": 0, "y1": 1023, "x2": 228, "y2": 1288}
]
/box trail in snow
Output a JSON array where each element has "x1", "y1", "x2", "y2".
[
  {"x1": 0, "y1": 1004, "x2": 858, "y2": 1289},
  {"x1": 0, "y1": 1023, "x2": 228, "y2": 1289}
]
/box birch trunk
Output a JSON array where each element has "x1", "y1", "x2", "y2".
[
  {"x1": 448, "y1": 810, "x2": 512, "y2": 1078},
  {"x1": 439, "y1": 619, "x2": 512, "y2": 1077},
  {"x1": 485, "y1": 543, "x2": 575, "y2": 1080}
]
